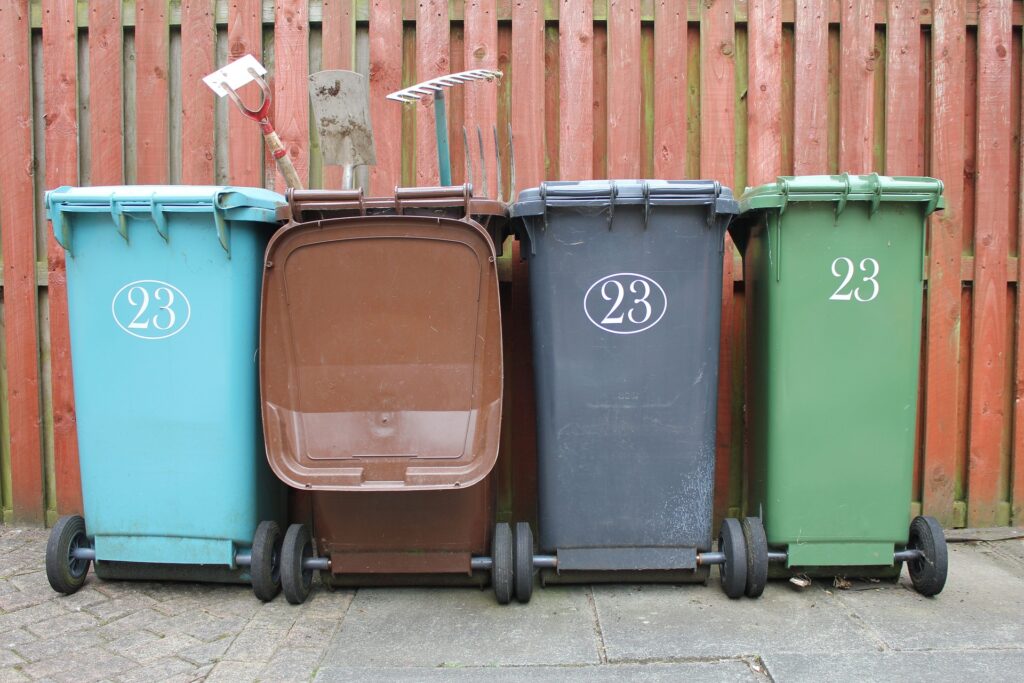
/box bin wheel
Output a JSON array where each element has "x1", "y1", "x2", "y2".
[
  {"x1": 46, "y1": 515, "x2": 91, "y2": 595},
  {"x1": 250, "y1": 521, "x2": 283, "y2": 602},
  {"x1": 281, "y1": 524, "x2": 314, "y2": 605},
  {"x1": 741, "y1": 517, "x2": 768, "y2": 598},
  {"x1": 907, "y1": 516, "x2": 947, "y2": 597},
  {"x1": 513, "y1": 522, "x2": 534, "y2": 604},
  {"x1": 492, "y1": 523, "x2": 513, "y2": 605},
  {"x1": 718, "y1": 518, "x2": 747, "y2": 599}
]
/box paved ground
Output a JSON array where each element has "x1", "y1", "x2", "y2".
[{"x1": 1, "y1": 526, "x2": 1022, "y2": 682}]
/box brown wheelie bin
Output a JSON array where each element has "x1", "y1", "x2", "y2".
[{"x1": 260, "y1": 185, "x2": 532, "y2": 604}]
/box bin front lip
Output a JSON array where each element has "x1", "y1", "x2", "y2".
[
  {"x1": 737, "y1": 174, "x2": 946, "y2": 214},
  {"x1": 260, "y1": 213, "x2": 503, "y2": 492},
  {"x1": 509, "y1": 179, "x2": 739, "y2": 219}
]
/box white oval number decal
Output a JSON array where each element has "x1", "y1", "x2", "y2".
[
  {"x1": 584, "y1": 273, "x2": 667, "y2": 335},
  {"x1": 112, "y1": 280, "x2": 191, "y2": 339}
]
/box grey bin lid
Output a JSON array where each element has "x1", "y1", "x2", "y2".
[{"x1": 510, "y1": 179, "x2": 739, "y2": 218}]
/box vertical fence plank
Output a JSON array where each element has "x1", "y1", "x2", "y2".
[
  {"x1": 42, "y1": 0, "x2": 81, "y2": 517},
  {"x1": 543, "y1": 23, "x2": 560, "y2": 180},
  {"x1": 273, "y1": 0, "x2": 309, "y2": 192},
  {"x1": 701, "y1": 0, "x2": 737, "y2": 522},
  {"x1": 652, "y1": 0, "x2": 685, "y2": 178},
  {"x1": 414, "y1": 0, "x2": 449, "y2": 186},
  {"x1": 1017, "y1": 50, "x2": 1024, "y2": 525},
  {"x1": 465, "y1": 1, "x2": 499, "y2": 195},
  {"x1": 838, "y1": 0, "x2": 874, "y2": 173},
  {"x1": 88, "y1": 0, "x2": 123, "y2": 185},
  {"x1": 369, "y1": 0, "x2": 402, "y2": 193},
  {"x1": 885, "y1": 0, "x2": 919, "y2": 175},
  {"x1": 922, "y1": 0, "x2": 964, "y2": 526},
  {"x1": 747, "y1": 0, "x2": 782, "y2": 185},
  {"x1": 0, "y1": 0, "x2": 44, "y2": 523},
  {"x1": 322, "y1": 0, "x2": 354, "y2": 189},
  {"x1": 227, "y1": 0, "x2": 262, "y2": 186},
  {"x1": 559, "y1": 0, "x2": 593, "y2": 180},
  {"x1": 181, "y1": 0, "x2": 215, "y2": 184},
  {"x1": 969, "y1": 0, "x2": 1012, "y2": 528},
  {"x1": 592, "y1": 22, "x2": 608, "y2": 179},
  {"x1": 512, "y1": 0, "x2": 545, "y2": 188},
  {"x1": 135, "y1": 0, "x2": 169, "y2": 184},
  {"x1": 793, "y1": 0, "x2": 828, "y2": 174},
  {"x1": 607, "y1": 0, "x2": 641, "y2": 177}
]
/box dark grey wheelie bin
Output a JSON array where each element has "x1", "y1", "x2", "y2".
[{"x1": 510, "y1": 180, "x2": 767, "y2": 599}]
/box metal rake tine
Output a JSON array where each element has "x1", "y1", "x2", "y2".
[
  {"x1": 477, "y1": 125, "x2": 488, "y2": 197},
  {"x1": 463, "y1": 126, "x2": 474, "y2": 195},
  {"x1": 494, "y1": 125, "x2": 503, "y2": 203},
  {"x1": 508, "y1": 122, "x2": 516, "y2": 203}
]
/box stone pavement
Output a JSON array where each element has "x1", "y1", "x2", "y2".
[{"x1": 1, "y1": 525, "x2": 1022, "y2": 682}]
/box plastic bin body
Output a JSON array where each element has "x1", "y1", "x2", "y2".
[
  {"x1": 47, "y1": 186, "x2": 285, "y2": 575},
  {"x1": 511, "y1": 180, "x2": 738, "y2": 578},
  {"x1": 730, "y1": 175, "x2": 944, "y2": 569},
  {"x1": 260, "y1": 189, "x2": 506, "y2": 583}
]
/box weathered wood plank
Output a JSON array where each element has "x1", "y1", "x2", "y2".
[
  {"x1": 368, "y1": 0, "x2": 402, "y2": 193},
  {"x1": 465, "y1": 0, "x2": 499, "y2": 195},
  {"x1": 1016, "y1": 33, "x2": 1024, "y2": 527},
  {"x1": 134, "y1": 0, "x2": 169, "y2": 184},
  {"x1": 793, "y1": 0, "x2": 829, "y2": 174},
  {"x1": 652, "y1": 0, "x2": 685, "y2": 178},
  {"x1": 511, "y1": 0, "x2": 545, "y2": 189},
  {"x1": 701, "y1": 0, "x2": 737, "y2": 524},
  {"x1": 607, "y1": 0, "x2": 641, "y2": 177},
  {"x1": 273, "y1": 0, "x2": 309, "y2": 191},
  {"x1": 747, "y1": 0, "x2": 782, "y2": 185},
  {"x1": 181, "y1": 0, "x2": 216, "y2": 184},
  {"x1": 921, "y1": 0, "x2": 964, "y2": 526},
  {"x1": 968, "y1": 0, "x2": 1011, "y2": 527},
  {"x1": 0, "y1": 0, "x2": 44, "y2": 523},
  {"x1": 321, "y1": 0, "x2": 355, "y2": 189},
  {"x1": 559, "y1": 0, "x2": 594, "y2": 180},
  {"x1": 838, "y1": 0, "x2": 875, "y2": 173},
  {"x1": 226, "y1": 0, "x2": 262, "y2": 186},
  {"x1": 414, "y1": 0, "x2": 448, "y2": 186},
  {"x1": 592, "y1": 22, "x2": 608, "y2": 179},
  {"x1": 88, "y1": 0, "x2": 123, "y2": 185},
  {"x1": 42, "y1": 0, "x2": 82, "y2": 517}
]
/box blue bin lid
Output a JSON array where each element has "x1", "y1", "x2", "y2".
[
  {"x1": 46, "y1": 185, "x2": 285, "y2": 256},
  {"x1": 510, "y1": 179, "x2": 739, "y2": 218}
]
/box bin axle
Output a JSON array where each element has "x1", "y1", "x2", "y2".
[
  {"x1": 235, "y1": 551, "x2": 330, "y2": 571},
  {"x1": 71, "y1": 547, "x2": 96, "y2": 562}
]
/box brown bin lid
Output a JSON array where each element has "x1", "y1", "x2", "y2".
[{"x1": 260, "y1": 210, "x2": 503, "y2": 491}]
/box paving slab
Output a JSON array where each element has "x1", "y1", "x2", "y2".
[
  {"x1": 315, "y1": 660, "x2": 766, "y2": 682},
  {"x1": 833, "y1": 543, "x2": 1024, "y2": 650},
  {"x1": 763, "y1": 649, "x2": 1024, "y2": 682},
  {"x1": 321, "y1": 586, "x2": 599, "y2": 668},
  {"x1": 593, "y1": 581, "x2": 880, "y2": 661}
]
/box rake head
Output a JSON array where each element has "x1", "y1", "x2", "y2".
[{"x1": 387, "y1": 69, "x2": 503, "y2": 103}]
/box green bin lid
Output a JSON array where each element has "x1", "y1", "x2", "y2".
[
  {"x1": 46, "y1": 185, "x2": 285, "y2": 256},
  {"x1": 739, "y1": 174, "x2": 945, "y2": 216}
]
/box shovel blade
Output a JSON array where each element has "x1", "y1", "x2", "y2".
[{"x1": 309, "y1": 70, "x2": 377, "y2": 168}]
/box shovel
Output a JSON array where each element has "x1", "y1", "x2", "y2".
[{"x1": 308, "y1": 70, "x2": 376, "y2": 189}]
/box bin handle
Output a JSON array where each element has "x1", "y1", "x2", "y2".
[
  {"x1": 394, "y1": 184, "x2": 473, "y2": 219},
  {"x1": 286, "y1": 187, "x2": 366, "y2": 222}
]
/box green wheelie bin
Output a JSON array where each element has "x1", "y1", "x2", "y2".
[{"x1": 729, "y1": 174, "x2": 948, "y2": 596}]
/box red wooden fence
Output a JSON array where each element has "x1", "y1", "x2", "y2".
[{"x1": 0, "y1": 0, "x2": 1022, "y2": 530}]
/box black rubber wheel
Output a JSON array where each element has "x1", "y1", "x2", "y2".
[
  {"x1": 250, "y1": 520, "x2": 283, "y2": 602},
  {"x1": 907, "y1": 515, "x2": 948, "y2": 597},
  {"x1": 718, "y1": 518, "x2": 747, "y2": 599},
  {"x1": 46, "y1": 515, "x2": 90, "y2": 595},
  {"x1": 741, "y1": 517, "x2": 769, "y2": 598},
  {"x1": 513, "y1": 522, "x2": 534, "y2": 604},
  {"x1": 492, "y1": 523, "x2": 513, "y2": 605},
  {"x1": 281, "y1": 523, "x2": 314, "y2": 605}
]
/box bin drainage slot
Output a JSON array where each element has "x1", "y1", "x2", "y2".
[
  {"x1": 304, "y1": 557, "x2": 331, "y2": 571},
  {"x1": 893, "y1": 549, "x2": 924, "y2": 563},
  {"x1": 533, "y1": 555, "x2": 558, "y2": 569},
  {"x1": 697, "y1": 551, "x2": 726, "y2": 566},
  {"x1": 470, "y1": 557, "x2": 493, "y2": 571},
  {"x1": 71, "y1": 548, "x2": 96, "y2": 562},
  {"x1": 234, "y1": 552, "x2": 252, "y2": 567},
  {"x1": 767, "y1": 551, "x2": 788, "y2": 563}
]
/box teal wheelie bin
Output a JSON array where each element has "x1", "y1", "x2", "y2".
[{"x1": 44, "y1": 186, "x2": 287, "y2": 600}]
